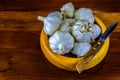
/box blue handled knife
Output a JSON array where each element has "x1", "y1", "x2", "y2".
[{"x1": 76, "y1": 22, "x2": 118, "y2": 74}]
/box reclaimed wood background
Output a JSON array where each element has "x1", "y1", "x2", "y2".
[{"x1": 0, "y1": 0, "x2": 120, "y2": 80}]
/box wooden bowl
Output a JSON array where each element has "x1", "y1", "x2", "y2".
[{"x1": 40, "y1": 15, "x2": 109, "y2": 71}]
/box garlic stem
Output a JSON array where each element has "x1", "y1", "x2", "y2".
[
  {"x1": 67, "y1": 22, "x2": 73, "y2": 26},
  {"x1": 61, "y1": 10, "x2": 66, "y2": 19},
  {"x1": 38, "y1": 16, "x2": 45, "y2": 22}
]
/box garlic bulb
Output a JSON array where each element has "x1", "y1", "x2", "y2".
[
  {"x1": 74, "y1": 8, "x2": 94, "y2": 23},
  {"x1": 48, "y1": 11, "x2": 62, "y2": 20},
  {"x1": 89, "y1": 24, "x2": 101, "y2": 39},
  {"x1": 59, "y1": 18, "x2": 76, "y2": 32},
  {"x1": 72, "y1": 20, "x2": 93, "y2": 43},
  {"x1": 60, "y1": 2, "x2": 74, "y2": 18},
  {"x1": 38, "y1": 11, "x2": 62, "y2": 35},
  {"x1": 49, "y1": 31, "x2": 74, "y2": 54},
  {"x1": 72, "y1": 43, "x2": 91, "y2": 57}
]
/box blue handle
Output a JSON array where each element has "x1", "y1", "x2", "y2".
[{"x1": 99, "y1": 22, "x2": 118, "y2": 42}]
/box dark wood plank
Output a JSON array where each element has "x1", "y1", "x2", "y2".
[{"x1": 0, "y1": 0, "x2": 119, "y2": 12}]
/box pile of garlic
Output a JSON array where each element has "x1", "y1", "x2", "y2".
[{"x1": 38, "y1": 2, "x2": 101, "y2": 57}]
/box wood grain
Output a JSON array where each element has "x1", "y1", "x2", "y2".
[
  {"x1": 0, "y1": 0, "x2": 120, "y2": 80},
  {"x1": 0, "y1": 0, "x2": 120, "y2": 12},
  {"x1": 0, "y1": 31, "x2": 120, "y2": 80},
  {"x1": 0, "y1": 11, "x2": 120, "y2": 32}
]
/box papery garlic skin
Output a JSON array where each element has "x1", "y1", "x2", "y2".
[
  {"x1": 38, "y1": 11, "x2": 62, "y2": 35},
  {"x1": 49, "y1": 31, "x2": 74, "y2": 55},
  {"x1": 61, "y1": 2, "x2": 74, "y2": 18},
  {"x1": 59, "y1": 18, "x2": 76, "y2": 32},
  {"x1": 72, "y1": 20, "x2": 93, "y2": 43},
  {"x1": 74, "y1": 8, "x2": 94, "y2": 23},
  {"x1": 89, "y1": 24, "x2": 101, "y2": 39},
  {"x1": 72, "y1": 43, "x2": 91, "y2": 57}
]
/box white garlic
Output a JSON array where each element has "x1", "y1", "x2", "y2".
[
  {"x1": 59, "y1": 18, "x2": 76, "y2": 32},
  {"x1": 49, "y1": 31, "x2": 74, "y2": 55},
  {"x1": 72, "y1": 43, "x2": 91, "y2": 57},
  {"x1": 72, "y1": 20, "x2": 93, "y2": 43},
  {"x1": 89, "y1": 24, "x2": 101, "y2": 39},
  {"x1": 60, "y1": 2, "x2": 74, "y2": 18},
  {"x1": 74, "y1": 8, "x2": 94, "y2": 23},
  {"x1": 38, "y1": 11, "x2": 62, "y2": 35}
]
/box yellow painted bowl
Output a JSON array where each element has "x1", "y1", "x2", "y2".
[{"x1": 40, "y1": 15, "x2": 109, "y2": 71}]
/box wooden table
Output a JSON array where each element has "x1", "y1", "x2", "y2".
[{"x1": 0, "y1": 0, "x2": 120, "y2": 80}]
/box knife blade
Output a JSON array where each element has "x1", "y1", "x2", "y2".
[{"x1": 76, "y1": 22, "x2": 118, "y2": 74}]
